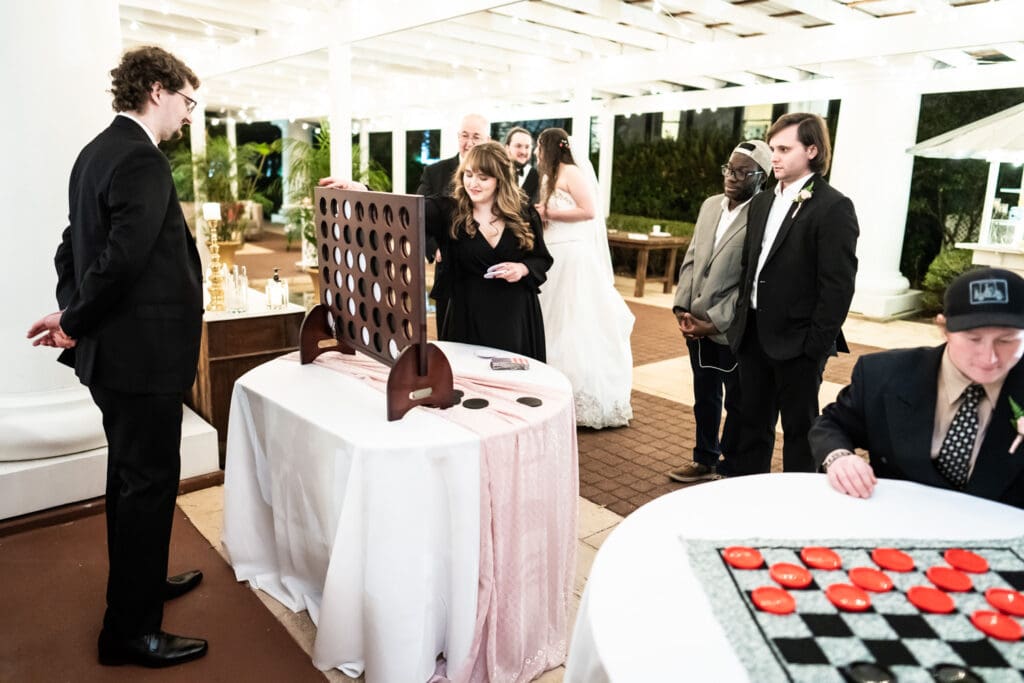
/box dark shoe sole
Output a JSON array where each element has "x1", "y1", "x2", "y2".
[{"x1": 99, "y1": 644, "x2": 207, "y2": 668}]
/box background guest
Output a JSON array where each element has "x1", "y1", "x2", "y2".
[
  {"x1": 730, "y1": 113, "x2": 859, "y2": 475},
  {"x1": 669, "y1": 140, "x2": 772, "y2": 483},
  {"x1": 811, "y1": 267, "x2": 1024, "y2": 509},
  {"x1": 535, "y1": 128, "x2": 634, "y2": 428},
  {"x1": 504, "y1": 126, "x2": 539, "y2": 204},
  {"x1": 416, "y1": 113, "x2": 490, "y2": 337}
]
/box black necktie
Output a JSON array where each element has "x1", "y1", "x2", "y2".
[
  {"x1": 934, "y1": 383, "x2": 984, "y2": 489},
  {"x1": 514, "y1": 162, "x2": 525, "y2": 178}
]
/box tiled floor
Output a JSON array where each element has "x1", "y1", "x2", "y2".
[{"x1": 177, "y1": 270, "x2": 942, "y2": 681}]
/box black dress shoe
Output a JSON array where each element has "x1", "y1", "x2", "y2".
[
  {"x1": 98, "y1": 630, "x2": 208, "y2": 668},
  {"x1": 164, "y1": 569, "x2": 203, "y2": 601}
]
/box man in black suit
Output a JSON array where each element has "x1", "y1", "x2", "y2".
[
  {"x1": 810, "y1": 268, "x2": 1024, "y2": 509},
  {"x1": 416, "y1": 113, "x2": 490, "y2": 338},
  {"x1": 505, "y1": 126, "x2": 540, "y2": 204},
  {"x1": 27, "y1": 46, "x2": 208, "y2": 668},
  {"x1": 730, "y1": 112, "x2": 859, "y2": 475}
]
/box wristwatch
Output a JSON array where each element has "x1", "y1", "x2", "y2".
[{"x1": 821, "y1": 450, "x2": 855, "y2": 472}]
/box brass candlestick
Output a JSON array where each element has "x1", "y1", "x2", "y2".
[{"x1": 207, "y1": 224, "x2": 226, "y2": 312}]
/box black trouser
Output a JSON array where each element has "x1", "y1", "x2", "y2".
[
  {"x1": 431, "y1": 260, "x2": 451, "y2": 341},
  {"x1": 89, "y1": 386, "x2": 183, "y2": 638},
  {"x1": 686, "y1": 337, "x2": 741, "y2": 476},
  {"x1": 732, "y1": 311, "x2": 826, "y2": 475}
]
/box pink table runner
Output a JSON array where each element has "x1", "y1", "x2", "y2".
[{"x1": 302, "y1": 350, "x2": 578, "y2": 682}]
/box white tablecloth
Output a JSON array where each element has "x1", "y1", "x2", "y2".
[
  {"x1": 565, "y1": 473, "x2": 1024, "y2": 683},
  {"x1": 222, "y1": 341, "x2": 574, "y2": 682}
]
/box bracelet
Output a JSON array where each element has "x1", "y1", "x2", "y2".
[{"x1": 821, "y1": 450, "x2": 854, "y2": 472}]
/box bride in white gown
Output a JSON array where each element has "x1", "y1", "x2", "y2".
[{"x1": 534, "y1": 128, "x2": 634, "y2": 428}]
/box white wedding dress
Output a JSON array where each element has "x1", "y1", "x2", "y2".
[{"x1": 539, "y1": 188, "x2": 634, "y2": 428}]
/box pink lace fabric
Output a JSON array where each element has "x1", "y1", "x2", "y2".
[{"x1": 307, "y1": 351, "x2": 578, "y2": 682}]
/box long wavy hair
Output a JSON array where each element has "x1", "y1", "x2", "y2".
[
  {"x1": 451, "y1": 142, "x2": 534, "y2": 251},
  {"x1": 536, "y1": 128, "x2": 576, "y2": 206}
]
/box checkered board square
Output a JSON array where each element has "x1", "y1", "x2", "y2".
[{"x1": 685, "y1": 536, "x2": 1024, "y2": 682}]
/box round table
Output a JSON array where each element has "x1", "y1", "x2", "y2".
[{"x1": 564, "y1": 473, "x2": 1024, "y2": 682}]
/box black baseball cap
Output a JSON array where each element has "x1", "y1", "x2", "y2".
[{"x1": 943, "y1": 267, "x2": 1024, "y2": 331}]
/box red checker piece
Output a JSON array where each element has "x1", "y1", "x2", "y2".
[
  {"x1": 944, "y1": 548, "x2": 989, "y2": 573},
  {"x1": 926, "y1": 566, "x2": 973, "y2": 592},
  {"x1": 723, "y1": 546, "x2": 764, "y2": 570},
  {"x1": 752, "y1": 586, "x2": 796, "y2": 614},
  {"x1": 871, "y1": 547, "x2": 915, "y2": 572},
  {"x1": 801, "y1": 546, "x2": 842, "y2": 570},
  {"x1": 848, "y1": 567, "x2": 894, "y2": 593},
  {"x1": 986, "y1": 588, "x2": 1024, "y2": 617},
  {"x1": 907, "y1": 585, "x2": 955, "y2": 614},
  {"x1": 826, "y1": 583, "x2": 872, "y2": 612},
  {"x1": 970, "y1": 610, "x2": 1023, "y2": 642},
  {"x1": 770, "y1": 562, "x2": 813, "y2": 589}
]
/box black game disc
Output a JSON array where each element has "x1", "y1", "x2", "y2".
[
  {"x1": 516, "y1": 396, "x2": 542, "y2": 407},
  {"x1": 841, "y1": 661, "x2": 896, "y2": 683},
  {"x1": 462, "y1": 398, "x2": 489, "y2": 410},
  {"x1": 930, "y1": 663, "x2": 982, "y2": 683},
  {"x1": 452, "y1": 389, "x2": 464, "y2": 405}
]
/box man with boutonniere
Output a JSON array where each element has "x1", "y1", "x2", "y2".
[
  {"x1": 811, "y1": 268, "x2": 1024, "y2": 509},
  {"x1": 729, "y1": 112, "x2": 859, "y2": 477}
]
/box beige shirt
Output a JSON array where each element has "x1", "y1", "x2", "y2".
[{"x1": 930, "y1": 348, "x2": 1006, "y2": 478}]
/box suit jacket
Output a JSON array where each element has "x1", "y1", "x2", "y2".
[
  {"x1": 731, "y1": 175, "x2": 858, "y2": 360},
  {"x1": 809, "y1": 346, "x2": 1024, "y2": 509},
  {"x1": 55, "y1": 116, "x2": 203, "y2": 394},
  {"x1": 416, "y1": 155, "x2": 460, "y2": 300},
  {"x1": 519, "y1": 166, "x2": 539, "y2": 205},
  {"x1": 673, "y1": 193, "x2": 750, "y2": 348}
]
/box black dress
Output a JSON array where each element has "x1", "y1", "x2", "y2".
[{"x1": 424, "y1": 197, "x2": 552, "y2": 361}]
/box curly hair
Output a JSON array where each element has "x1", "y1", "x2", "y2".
[
  {"x1": 451, "y1": 142, "x2": 534, "y2": 251},
  {"x1": 109, "y1": 46, "x2": 199, "y2": 113},
  {"x1": 536, "y1": 128, "x2": 576, "y2": 205}
]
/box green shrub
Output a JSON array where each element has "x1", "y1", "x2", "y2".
[
  {"x1": 920, "y1": 248, "x2": 975, "y2": 314},
  {"x1": 605, "y1": 213, "x2": 694, "y2": 277}
]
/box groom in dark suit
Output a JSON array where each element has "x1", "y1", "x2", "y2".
[
  {"x1": 730, "y1": 112, "x2": 859, "y2": 475},
  {"x1": 27, "y1": 46, "x2": 207, "y2": 667},
  {"x1": 504, "y1": 126, "x2": 540, "y2": 204},
  {"x1": 416, "y1": 113, "x2": 489, "y2": 337},
  {"x1": 810, "y1": 267, "x2": 1024, "y2": 509}
]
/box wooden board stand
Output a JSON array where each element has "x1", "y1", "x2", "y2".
[{"x1": 300, "y1": 188, "x2": 455, "y2": 420}]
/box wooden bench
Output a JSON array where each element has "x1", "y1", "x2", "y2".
[{"x1": 606, "y1": 232, "x2": 690, "y2": 297}]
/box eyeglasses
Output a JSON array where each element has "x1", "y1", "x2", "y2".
[
  {"x1": 173, "y1": 90, "x2": 198, "y2": 114},
  {"x1": 721, "y1": 165, "x2": 764, "y2": 181}
]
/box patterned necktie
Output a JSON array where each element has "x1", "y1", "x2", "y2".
[{"x1": 934, "y1": 383, "x2": 984, "y2": 489}]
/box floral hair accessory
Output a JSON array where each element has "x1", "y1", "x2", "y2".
[
  {"x1": 792, "y1": 182, "x2": 814, "y2": 217},
  {"x1": 558, "y1": 138, "x2": 570, "y2": 150},
  {"x1": 1009, "y1": 396, "x2": 1024, "y2": 454}
]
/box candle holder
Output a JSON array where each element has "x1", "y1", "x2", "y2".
[{"x1": 207, "y1": 225, "x2": 226, "y2": 312}]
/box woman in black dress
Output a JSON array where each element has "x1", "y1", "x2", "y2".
[{"x1": 323, "y1": 142, "x2": 552, "y2": 361}]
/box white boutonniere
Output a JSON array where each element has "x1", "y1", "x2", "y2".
[
  {"x1": 792, "y1": 182, "x2": 814, "y2": 217},
  {"x1": 1009, "y1": 396, "x2": 1024, "y2": 454}
]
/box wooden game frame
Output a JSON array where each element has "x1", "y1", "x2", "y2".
[{"x1": 300, "y1": 187, "x2": 455, "y2": 420}]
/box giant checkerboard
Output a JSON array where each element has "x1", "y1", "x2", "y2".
[{"x1": 687, "y1": 537, "x2": 1024, "y2": 682}]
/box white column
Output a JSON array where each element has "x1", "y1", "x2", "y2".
[
  {"x1": 0, "y1": 0, "x2": 119, "y2": 460},
  {"x1": 328, "y1": 42, "x2": 352, "y2": 181},
  {"x1": 392, "y1": 126, "x2": 407, "y2": 195},
  {"x1": 830, "y1": 80, "x2": 923, "y2": 318},
  {"x1": 440, "y1": 112, "x2": 458, "y2": 159},
  {"x1": 571, "y1": 85, "x2": 593, "y2": 159},
  {"x1": 226, "y1": 116, "x2": 239, "y2": 199},
  {"x1": 597, "y1": 110, "x2": 615, "y2": 218},
  {"x1": 189, "y1": 105, "x2": 210, "y2": 275},
  {"x1": 358, "y1": 119, "x2": 370, "y2": 182}
]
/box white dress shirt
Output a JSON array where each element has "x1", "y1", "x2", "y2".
[
  {"x1": 751, "y1": 173, "x2": 814, "y2": 309},
  {"x1": 517, "y1": 163, "x2": 533, "y2": 188},
  {"x1": 713, "y1": 195, "x2": 752, "y2": 249}
]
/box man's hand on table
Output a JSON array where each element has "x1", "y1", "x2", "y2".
[{"x1": 825, "y1": 451, "x2": 877, "y2": 499}]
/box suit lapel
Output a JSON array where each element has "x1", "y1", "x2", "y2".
[
  {"x1": 888, "y1": 347, "x2": 952, "y2": 489},
  {"x1": 764, "y1": 175, "x2": 817, "y2": 265},
  {"x1": 968, "y1": 361, "x2": 1024, "y2": 500},
  {"x1": 709, "y1": 204, "x2": 748, "y2": 264},
  {"x1": 745, "y1": 191, "x2": 771, "y2": 267},
  {"x1": 694, "y1": 202, "x2": 722, "y2": 274}
]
